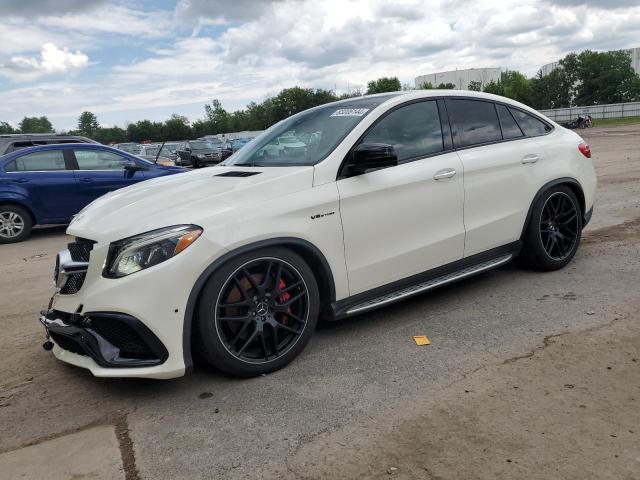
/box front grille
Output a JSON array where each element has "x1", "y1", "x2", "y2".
[
  {"x1": 50, "y1": 332, "x2": 87, "y2": 356},
  {"x1": 60, "y1": 238, "x2": 95, "y2": 295},
  {"x1": 68, "y1": 238, "x2": 94, "y2": 261},
  {"x1": 61, "y1": 273, "x2": 85, "y2": 295},
  {"x1": 89, "y1": 316, "x2": 156, "y2": 360}
]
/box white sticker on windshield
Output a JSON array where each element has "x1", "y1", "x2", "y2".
[{"x1": 330, "y1": 108, "x2": 369, "y2": 117}]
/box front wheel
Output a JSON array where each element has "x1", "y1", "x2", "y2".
[
  {"x1": 0, "y1": 205, "x2": 33, "y2": 244},
  {"x1": 196, "y1": 248, "x2": 320, "y2": 377},
  {"x1": 519, "y1": 186, "x2": 583, "y2": 270}
]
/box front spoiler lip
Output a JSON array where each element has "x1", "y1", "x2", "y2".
[{"x1": 39, "y1": 310, "x2": 162, "y2": 369}]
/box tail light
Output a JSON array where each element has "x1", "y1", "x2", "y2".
[{"x1": 578, "y1": 142, "x2": 591, "y2": 158}]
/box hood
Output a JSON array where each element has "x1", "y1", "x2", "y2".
[{"x1": 67, "y1": 165, "x2": 314, "y2": 242}]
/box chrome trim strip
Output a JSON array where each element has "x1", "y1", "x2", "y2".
[{"x1": 346, "y1": 254, "x2": 513, "y2": 315}]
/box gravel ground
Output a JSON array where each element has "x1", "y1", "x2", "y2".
[{"x1": 0, "y1": 124, "x2": 639, "y2": 479}]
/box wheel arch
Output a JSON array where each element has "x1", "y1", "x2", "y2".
[
  {"x1": 0, "y1": 199, "x2": 37, "y2": 225},
  {"x1": 520, "y1": 177, "x2": 586, "y2": 240},
  {"x1": 182, "y1": 237, "x2": 336, "y2": 372}
]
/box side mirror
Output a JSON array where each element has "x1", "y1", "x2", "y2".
[
  {"x1": 124, "y1": 160, "x2": 144, "y2": 171},
  {"x1": 344, "y1": 143, "x2": 398, "y2": 177}
]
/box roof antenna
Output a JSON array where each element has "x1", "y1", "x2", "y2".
[{"x1": 155, "y1": 140, "x2": 166, "y2": 164}]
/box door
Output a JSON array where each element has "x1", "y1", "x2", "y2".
[
  {"x1": 4, "y1": 149, "x2": 79, "y2": 222},
  {"x1": 71, "y1": 148, "x2": 147, "y2": 207},
  {"x1": 338, "y1": 100, "x2": 465, "y2": 295},
  {"x1": 445, "y1": 99, "x2": 547, "y2": 256}
]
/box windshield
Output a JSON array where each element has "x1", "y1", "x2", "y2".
[
  {"x1": 143, "y1": 147, "x2": 161, "y2": 156},
  {"x1": 190, "y1": 140, "x2": 216, "y2": 150},
  {"x1": 224, "y1": 95, "x2": 397, "y2": 167}
]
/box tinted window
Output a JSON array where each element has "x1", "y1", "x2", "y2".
[
  {"x1": 509, "y1": 108, "x2": 551, "y2": 136},
  {"x1": 75, "y1": 150, "x2": 127, "y2": 170},
  {"x1": 361, "y1": 101, "x2": 443, "y2": 163},
  {"x1": 496, "y1": 104, "x2": 524, "y2": 139},
  {"x1": 447, "y1": 99, "x2": 502, "y2": 147},
  {"x1": 11, "y1": 150, "x2": 66, "y2": 171}
]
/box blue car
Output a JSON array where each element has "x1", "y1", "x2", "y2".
[{"x1": 0, "y1": 143, "x2": 185, "y2": 243}]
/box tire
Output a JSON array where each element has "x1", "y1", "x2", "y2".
[
  {"x1": 196, "y1": 247, "x2": 320, "y2": 377},
  {"x1": 0, "y1": 205, "x2": 33, "y2": 244},
  {"x1": 519, "y1": 185, "x2": 583, "y2": 270}
]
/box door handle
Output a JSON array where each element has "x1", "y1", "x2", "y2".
[
  {"x1": 10, "y1": 178, "x2": 28, "y2": 183},
  {"x1": 433, "y1": 168, "x2": 456, "y2": 180},
  {"x1": 521, "y1": 154, "x2": 539, "y2": 164},
  {"x1": 79, "y1": 178, "x2": 94, "y2": 183}
]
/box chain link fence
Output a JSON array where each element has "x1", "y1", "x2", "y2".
[{"x1": 539, "y1": 102, "x2": 640, "y2": 122}]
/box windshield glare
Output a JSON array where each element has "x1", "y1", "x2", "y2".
[{"x1": 224, "y1": 97, "x2": 394, "y2": 167}]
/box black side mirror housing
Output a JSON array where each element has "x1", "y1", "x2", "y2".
[
  {"x1": 344, "y1": 143, "x2": 398, "y2": 177},
  {"x1": 124, "y1": 160, "x2": 144, "y2": 171}
]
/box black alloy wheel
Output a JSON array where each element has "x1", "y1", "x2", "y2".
[
  {"x1": 215, "y1": 258, "x2": 309, "y2": 363},
  {"x1": 519, "y1": 185, "x2": 583, "y2": 271},
  {"x1": 539, "y1": 192, "x2": 580, "y2": 260},
  {"x1": 196, "y1": 247, "x2": 320, "y2": 377}
]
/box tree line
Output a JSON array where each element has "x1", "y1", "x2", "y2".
[{"x1": 2, "y1": 50, "x2": 639, "y2": 143}]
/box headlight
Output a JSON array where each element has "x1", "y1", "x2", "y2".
[{"x1": 104, "y1": 225, "x2": 202, "y2": 278}]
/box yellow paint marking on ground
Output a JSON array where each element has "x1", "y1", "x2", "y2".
[{"x1": 413, "y1": 335, "x2": 430, "y2": 346}]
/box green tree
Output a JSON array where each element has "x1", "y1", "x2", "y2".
[
  {"x1": 574, "y1": 50, "x2": 640, "y2": 105},
  {"x1": 204, "y1": 99, "x2": 231, "y2": 134},
  {"x1": 366, "y1": 77, "x2": 401, "y2": 94},
  {"x1": 500, "y1": 70, "x2": 532, "y2": 105},
  {"x1": 436, "y1": 82, "x2": 456, "y2": 89},
  {"x1": 0, "y1": 121, "x2": 17, "y2": 134},
  {"x1": 162, "y1": 114, "x2": 192, "y2": 140},
  {"x1": 126, "y1": 120, "x2": 163, "y2": 143},
  {"x1": 77, "y1": 111, "x2": 100, "y2": 138},
  {"x1": 467, "y1": 80, "x2": 482, "y2": 92},
  {"x1": 93, "y1": 126, "x2": 127, "y2": 145},
  {"x1": 483, "y1": 80, "x2": 503, "y2": 96},
  {"x1": 530, "y1": 68, "x2": 572, "y2": 109},
  {"x1": 417, "y1": 81, "x2": 434, "y2": 89},
  {"x1": 19, "y1": 116, "x2": 53, "y2": 133}
]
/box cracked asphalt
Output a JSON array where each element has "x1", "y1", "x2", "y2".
[{"x1": 1, "y1": 124, "x2": 639, "y2": 479}]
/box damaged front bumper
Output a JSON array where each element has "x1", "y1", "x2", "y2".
[{"x1": 40, "y1": 310, "x2": 168, "y2": 369}]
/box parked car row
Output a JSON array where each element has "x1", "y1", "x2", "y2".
[{"x1": 113, "y1": 137, "x2": 255, "y2": 168}]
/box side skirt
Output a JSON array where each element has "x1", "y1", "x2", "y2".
[{"x1": 329, "y1": 242, "x2": 521, "y2": 320}]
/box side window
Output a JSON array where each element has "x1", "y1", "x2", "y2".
[
  {"x1": 509, "y1": 108, "x2": 551, "y2": 136},
  {"x1": 11, "y1": 150, "x2": 66, "y2": 171},
  {"x1": 496, "y1": 104, "x2": 524, "y2": 140},
  {"x1": 4, "y1": 161, "x2": 16, "y2": 172},
  {"x1": 447, "y1": 99, "x2": 502, "y2": 147},
  {"x1": 361, "y1": 101, "x2": 443, "y2": 163},
  {"x1": 75, "y1": 150, "x2": 128, "y2": 170}
]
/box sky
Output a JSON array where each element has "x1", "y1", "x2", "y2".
[{"x1": 0, "y1": 0, "x2": 638, "y2": 131}]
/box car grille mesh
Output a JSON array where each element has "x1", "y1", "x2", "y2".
[
  {"x1": 89, "y1": 317, "x2": 156, "y2": 360},
  {"x1": 60, "y1": 238, "x2": 95, "y2": 295}
]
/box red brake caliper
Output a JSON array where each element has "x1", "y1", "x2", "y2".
[{"x1": 278, "y1": 278, "x2": 291, "y2": 325}]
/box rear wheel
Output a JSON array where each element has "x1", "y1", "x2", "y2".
[
  {"x1": 196, "y1": 248, "x2": 320, "y2": 377},
  {"x1": 0, "y1": 205, "x2": 32, "y2": 244},
  {"x1": 519, "y1": 185, "x2": 582, "y2": 270}
]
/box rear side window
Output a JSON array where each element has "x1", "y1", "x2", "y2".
[
  {"x1": 509, "y1": 108, "x2": 551, "y2": 136},
  {"x1": 74, "y1": 150, "x2": 128, "y2": 170},
  {"x1": 496, "y1": 104, "x2": 524, "y2": 139},
  {"x1": 361, "y1": 100, "x2": 443, "y2": 163},
  {"x1": 11, "y1": 150, "x2": 66, "y2": 171},
  {"x1": 447, "y1": 99, "x2": 502, "y2": 147}
]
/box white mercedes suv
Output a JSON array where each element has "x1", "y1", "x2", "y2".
[{"x1": 40, "y1": 90, "x2": 596, "y2": 379}]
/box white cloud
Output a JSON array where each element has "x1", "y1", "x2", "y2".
[
  {"x1": 1, "y1": 0, "x2": 640, "y2": 130},
  {"x1": 0, "y1": 43, "x2": 89, "y2": 80}
]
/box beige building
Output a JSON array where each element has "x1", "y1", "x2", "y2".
[{"x1": 414, "y1": 67, "x2": 502, "y2": 90}]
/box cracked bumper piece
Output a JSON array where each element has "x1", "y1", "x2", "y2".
[{"x1": 40, "y1": 309, "x2": 170, "y2": 372}]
